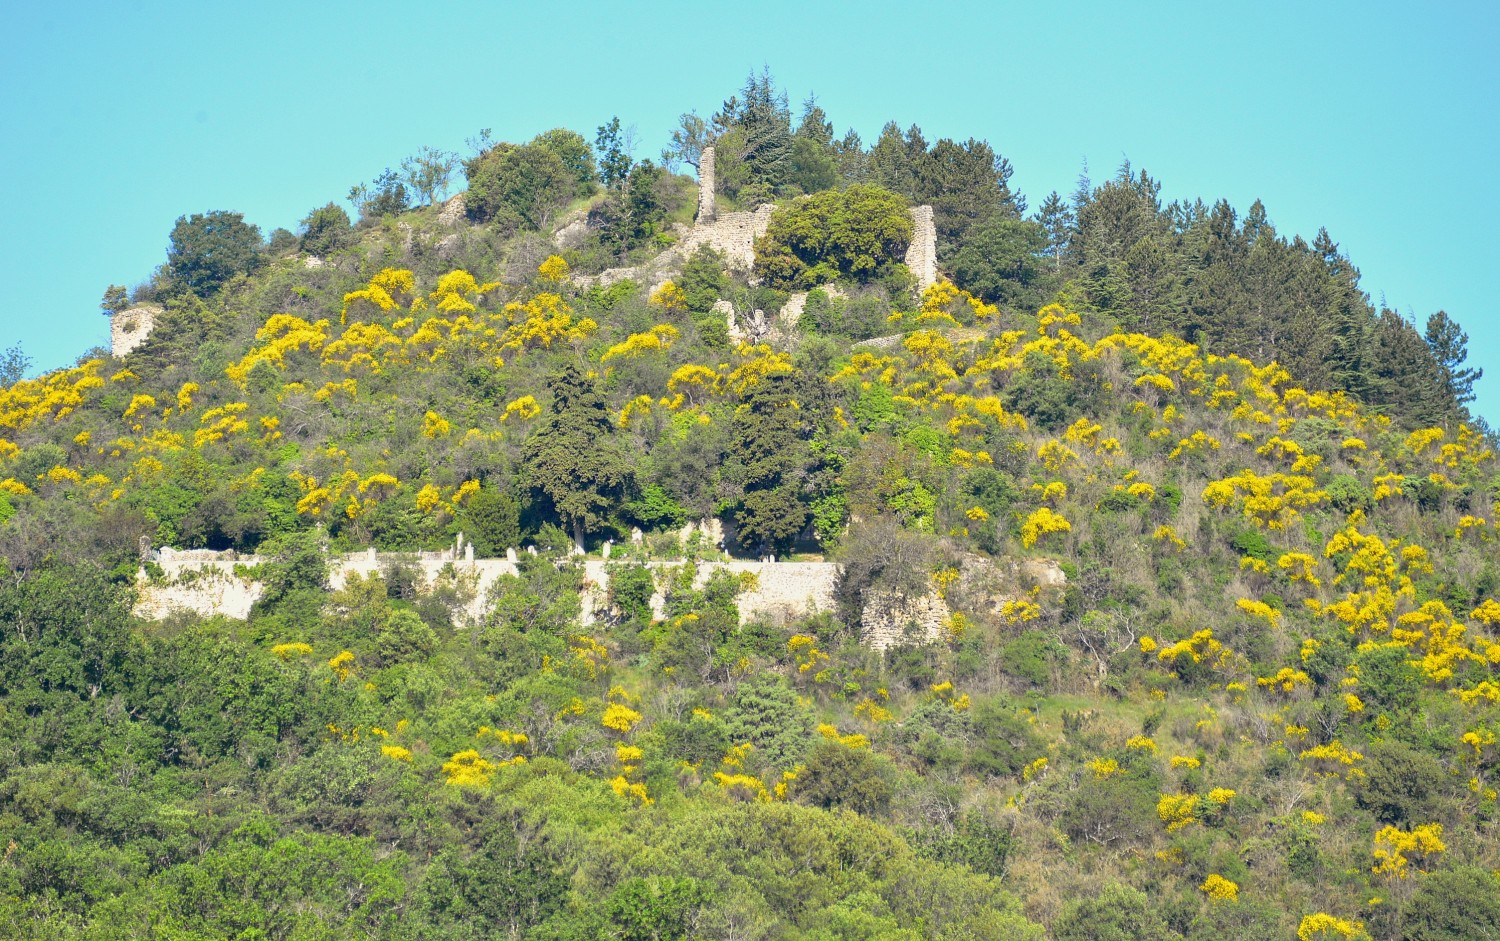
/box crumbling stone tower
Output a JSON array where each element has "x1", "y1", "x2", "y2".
[
  {"x1": 905, "y1": 205, "x2": 937, "y2": 291},
  {"x1": 696, "y1": 145, "x2": 717, "y2": 224},
  {"x1": 110, "y1": 305, "x2": 162, "y2": 358}
]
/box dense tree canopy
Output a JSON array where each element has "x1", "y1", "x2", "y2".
[{"x1": 165, "y1": 209, "x2": 264, "y2": 295}]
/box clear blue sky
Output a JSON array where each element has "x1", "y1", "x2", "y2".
[{"x1": 3, "y1": 1, "x2": 1496, "y2": 420}]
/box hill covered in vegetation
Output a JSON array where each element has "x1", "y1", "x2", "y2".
[{"x1": 0, "y1": 73, "x2": 1496, "y2": 940}]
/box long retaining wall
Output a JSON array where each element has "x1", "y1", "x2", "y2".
[
  {"x1": 136, "y1": 552, "x2": 839, "y2": 630},
  {"x1": 136, "y1": 550, "x2": 1063, "y2": 650}
]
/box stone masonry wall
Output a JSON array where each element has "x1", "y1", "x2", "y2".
[
  {"x1": 110, "y1": 305, "x2": 162, "y2": 358},
  {"x1": 135, "y1": 553, "x2": 840, "y2": 629},
  {"x1": 905, "y1": 205, "x2": 937, "y2": 291},
  {"x1": 696, "y1": 145, "x2": 717, "y2": 224},
  {"x1": 860, "y1": 589, "x2": 951, "y2": 651},
  {"x1": 136, "y1": 549, "x2": 1063, "y2": 653}
]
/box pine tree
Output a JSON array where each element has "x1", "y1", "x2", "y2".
[
  {"x1": 1036, "y1": 191, "x2": 1074, "y2": 273},
  {"x1": 736, "y1": 68, "x2": 792, "y2": 203},
  {"x1": 1424, "y1": 310, "x2": 1482, "y2": 411}
]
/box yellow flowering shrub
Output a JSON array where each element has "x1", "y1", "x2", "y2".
[
  {"x1": 1199, "y1": 873, "x2": 1239, "y2": 901},
  {"x1": 1020, "y1": 507, "x2": 1071, "y2": 548},
  {"x1": 328, "y1": 650, "x2": 355, "y2": 682},
  {"x1": 1157, "y1": 793, "x2": 1200, "y2": 831},
  {"x1": 1297, "y1": 914, "x2": 1367, "y2": 941},
  {"x1": 601, "y1": 703, "x2": 643, "y2": 733},
  {"x1": 441, "y1": 750, "x2": 494, "y2": 787},
  {"x1": 1371, "y1": 823, "x2": 1445, "y2": 879}
]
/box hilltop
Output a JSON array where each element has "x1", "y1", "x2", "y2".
[{"x1": 0, "y1": 73, "x2": 1496, "y2": 941}]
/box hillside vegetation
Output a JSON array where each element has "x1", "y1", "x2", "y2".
[{"x1": 0, "y1": 73, "x2": 1495, "y2": 940}]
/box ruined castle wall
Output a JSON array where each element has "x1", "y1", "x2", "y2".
[
  {"x1": 135, "y1": 550, "x2": 1061, "y2": 648},
  {"x1": 137, "y1": 553, "x2": 840, "y2": 629},
  {"x1": 860, "y1": 589, "x2": 951, "y2": 651},
  {"x1": 696, "y1": 146, "x2": 716, "y2": 223},
  {"x1": 671, "y1": 205, "x2": 774, "y2": 273},
  {"x1": 110, "y1": 305, "x2": 162, "y2": 358},
  {"x1": 905, "y1": 206, "x2": 937, "y2": 291}
]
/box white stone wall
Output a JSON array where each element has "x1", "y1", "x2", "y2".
[
  {"x1": 135, "y1": 550, "x2": 1063, "y2": 649},
  {"x1": 110, "y1": 305, "x2": 162, "y2": 358}
]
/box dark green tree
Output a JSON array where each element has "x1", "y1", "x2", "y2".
[
  {"x1": 348, "y1": 168, "x2": 410, "y2": 221},
  {"x1": 99, "y1": 284, "x2": 129, "y2": 316},
  {"x1": 788, "y1": 95, "x2": 837, "y2": 195},
  {"x1": 753, "y1": 184, "x2": 913, "y2": 290},
  {"x1": 297, "y1": 203, "x2": 353, "y2": 257},
  {"x1": 533, "y1": 128, "x2": 596, "y2": 196},
  {"x1": 734, "y1": 68, "x2": 793, "y2": 203},
  {"x1": 797, "y1": 739, "x2": 891, "y2": 814},
  {"x1": 1401, "y1": 866, "x2": 1500, "y2": 941},
  {"x1": 1035, "y1": 191, "x2": 1074, "y2": 273},
  {"x1": 521, "y1": 364, "x2": 633, "y2": 550},
  {"x1": 1052, "y1": 883, "x2": 1177, "y2": 941},
  {"x1": 166, "y1": 210, "x2": 264, "y2": 295},
  {"x1": 948, "y1": 216, "x2": 1046, "y2": 305},
  {"x1": 728, "y1": 370, "x2": 811, "y2": 555},
  {"x1": 459, "y1": 484, "x2": 521, "y2": 557},
  {"x1": 679, "y1": 245, "x2": 729, "y2": 313},
  {"x1": 595, "y1": 117, "x2": 633, "y2": 191},
  {"x1": 464, "y1": 141, "x2": 572, "y2": 229},
  {"x1": 1424, "y1": 310, "x2": 1481, "y2": 411}
]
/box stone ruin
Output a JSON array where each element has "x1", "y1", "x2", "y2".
[
  {"x1": 905, "y1": 205, "x2": 937, "y2": 291},
  {"x1": 110, "y1": 305, "x2": 162, "y2": 358},
  {"x1": 136, "y1": 535, "x2": 1065, "y2": 652},
  {"x1": 695, "y1": 145, "x2": 717, "y2": 224},
  {"x1": 573, "y1": 145, "x2": 939, "y2": 296}
]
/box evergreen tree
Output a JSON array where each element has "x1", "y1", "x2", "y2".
[
  {"x1": 1424, "y1": 309, "x2": 1482, "y2": 410},
  {"x1": 165, "y1": 210, "x2": 264, "y2": 295},
  {"x1": 521, "y1": 364, "x2": 634, "y2": 550},
  {"x1": 1369, "y1": 308, "x2": 1453, "y2": 427},
  {"x1": 736, "y1": 68, "x2": 793, "y2": 203},
  {"x1": 100, "y1": 284, "x2": 129, "y2": 316},
  {"x1": 1036, "y1": 191, "x2": 1074, "y2": 273},
  {"x1": 788, "y1": 96, "x2": 837, "y2": 194},
  {"x1": 728, "y1": 370, "x2": 811, "y2": 555}
]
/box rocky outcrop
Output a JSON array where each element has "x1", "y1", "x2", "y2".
[{"x1": 436, "y1": 193, "x2": 466, "y2": 225}]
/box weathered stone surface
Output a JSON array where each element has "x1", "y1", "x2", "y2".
[
  {"x1": 110, "y1": 305, "x2": 162, "y2": 358},
  {"x1": 905, "y1": 205, "x2": 937, "y2": 291},
  {"x1": 573, "y1": 205, "x2": 775, "y2": 291},
  {"x1": 436, "y1": 193, "x2": 466, "y2": 225},
  {"x1": 861, "y1": 589, "x2": 950, "y2": 650},
  {"x1": 553, "y1": 217, "x2": 589, "y2": 250},
  {"x1": 696, "y1": 145, "x2": 716, "y2": 224},
  {"x1": 136, "y1": 545, "x2": 1063, "y2": 648},
  {"x1": 675, "y1": 205, "x2": 775, "y2": 272}
]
